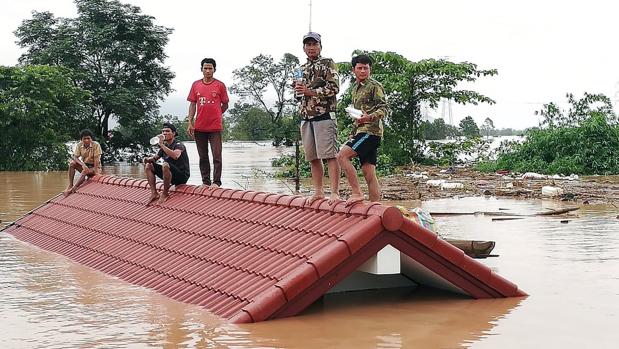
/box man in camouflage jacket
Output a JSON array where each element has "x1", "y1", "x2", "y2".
[
  {"x1": 337, "y1": 54, "x2": 389, "y2": 204},
  {"x1": 294, "y1": 32, "x2": 341, "y2": 204}
]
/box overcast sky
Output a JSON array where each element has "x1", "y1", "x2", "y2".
[{"x1": 2, "y1": 0, "x2": 618, "y2": 129}]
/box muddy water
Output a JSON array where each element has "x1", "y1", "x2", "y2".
[{"x1": 1, "y1": 142, "x2": 619, "y2": 348}]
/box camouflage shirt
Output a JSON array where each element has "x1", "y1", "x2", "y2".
[
  {"x1": 351, "y1": 77, "x2": 389, "y2": 137},
  {"x1": 298, "y1": 56, "x2": 340, "y2": 119}
]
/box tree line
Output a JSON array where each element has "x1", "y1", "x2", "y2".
[{"x1": 2, "y1": 0, "x2": 617, "y2": 176}]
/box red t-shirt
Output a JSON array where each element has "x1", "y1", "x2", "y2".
[{"x1": 187, "y1": 79, "x2": 229, "y2": 132}]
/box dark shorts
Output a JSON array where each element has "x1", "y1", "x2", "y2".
[
  {"x1": 153, "y1": 162, "x2": 189, "y2": 185},
  {"x1": 344, "y1": 133, "x2": 381, "y2": 165},
  {"x1": 81, "y1": 163, "x2": 97, "y2": 176}
]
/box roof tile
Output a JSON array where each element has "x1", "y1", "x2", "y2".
[{"x1": 3, "y1": 175, "x2": 525, "y2": 323}]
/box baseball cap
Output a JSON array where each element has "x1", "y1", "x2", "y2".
[{"x1": 302, "y1": 32, "x2": 321, "y2": 44}]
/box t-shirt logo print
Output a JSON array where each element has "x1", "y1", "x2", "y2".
[{"x1": 199, "y1": 96, "x2": 207, "y2": 106}]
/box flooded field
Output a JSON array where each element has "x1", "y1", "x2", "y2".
[{"x1": 1, "y1": 142, "x2": 618, "y2": 348}]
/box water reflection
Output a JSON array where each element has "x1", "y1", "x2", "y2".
[
  {"x1": 241, "y1": 289, "x2": 523, "y2": 349},
  {"x1": 2, "y1": 143, "x2": 619, "y2": 348}
]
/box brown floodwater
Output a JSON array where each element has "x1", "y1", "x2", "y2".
[{"x1": 1, "y1": 142, "x2": 618, "y2": 348}]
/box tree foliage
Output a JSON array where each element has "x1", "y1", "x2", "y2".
[
  {"x1": 230, "y1": 53, "x2": 300, "y2": 145},
  {"x1": 0, "y1": 65, "x2": 91, "y2": 170},
  {"x1": 226, "y1": 103, "x2": 272, "y2": 141},
  {"x1": 459, "y1": 116, "x2": 481, "y2": 138},
  {"x1": 338, "y1": 51, "x2": 497, "y2": 164},
  {"x1": 423, "y1": 118, "x2": 460, "y2": 140},
  {"x1": 14, "y1": 0, "x2": 174, "y2": 141},
  {"x1": 480, "y1": 117, "x2": 495, "y2": 137},
  {"x1": 536, "y1": 92, "x2": 617, "y2": 128},
  {"x1": 481, "y1": 93, "x2": 619, "y2": 175}
]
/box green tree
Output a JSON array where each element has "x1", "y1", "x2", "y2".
[
  {"x1": 536, "y1": 92, "x2": 617, "y2": 128},
  {"x1": 459, "y1": 116, "x2": 481, "y2": 138},
  {"x1": 14, "y1": 0, "x2": 174, "y2": 141},
  {"x1": 480, "y1": 117, "x2": 495, "y2": 137},
  {"x1": 423, "y1": 118, "x2": 447, "y2": 140},
  {"x1": 0, "y1": 65, "x2": 90, "y2": 170},
  {"x1": 338, "y1": 51, "x2": 496, "y2": 164},
  {"x1": 226, "y1": 104, "x2": 272, "y2": 141},
  {"x1": 230, "y1": 53, "x2": 300, "y2": 145},
  {"x1": 480, "y1": 93, "x2": 619, "y2": 175}
]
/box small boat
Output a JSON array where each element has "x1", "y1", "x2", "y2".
[{"x1": 444, "y1": 239, "x2": 496, "y2": 258}]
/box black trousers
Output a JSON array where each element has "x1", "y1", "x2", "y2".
[{"x1": 194, "y1": 131, "x2": 222, "y2": 186}]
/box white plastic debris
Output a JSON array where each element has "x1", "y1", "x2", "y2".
[
  {"x1": 406, "y1": 173, "x2": 429, "y2": 180},
  {"x1": 441, "y1": 182, "x2": 464, "y2": 190},
  {"x1": 426, "y1": 179, "x2": 446, "y2": 187},
  {"x1": 521, "y1": 172, "x2": 547, "y2": 180},
  {"x1": 541, "y1": 186, "x2": 564, "y2": 197}
]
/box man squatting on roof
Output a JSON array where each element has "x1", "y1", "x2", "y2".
[
  {"x1": 64, "y1": 129, "x2": 102, "y2": 197},
  {"x1": 143, "y1": 123, "x2": 190, "y2": 204}
]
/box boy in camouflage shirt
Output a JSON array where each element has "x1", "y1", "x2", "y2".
[
  {"x1": 337, "y1": 54, "x2": 389, "y2": 205},
  {"x1": 294, "y1": 32, "x2": 341, "y2": 204}
]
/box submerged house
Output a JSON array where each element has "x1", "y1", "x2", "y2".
[{"x1": 3, "y1": 175, "x2": 525, "y2": 323}]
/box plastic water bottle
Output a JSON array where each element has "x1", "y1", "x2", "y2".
[{"x1": 293, "y1": 67, "x2": 304, "y2": 98}]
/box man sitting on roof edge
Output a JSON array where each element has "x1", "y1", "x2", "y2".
[{"x1": 64, "y1": 129, "x2": 102, "y2": 197}]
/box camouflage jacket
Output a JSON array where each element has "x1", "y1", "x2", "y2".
[
  {"x1": 351, "y1": 77, "x2": 389, "y2": 137},
  {"x1": 298, "y1": 56, "x2": 340, "y2": 119}
]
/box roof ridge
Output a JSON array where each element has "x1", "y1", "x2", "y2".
[{"x1": 90, "y1": 175, "x2": 404, "y2": 225}]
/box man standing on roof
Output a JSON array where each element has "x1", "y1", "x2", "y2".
[
  {"x1": 337, "y1": 54, "x2": 389, "y2": 205},
  {"x1": 64, "y1": 129, "x2": 102, "y2": 196},
  {"x1": 143, "y1": 122, "x2": 190, "y2": 204},
  {"x1": 187, "y1": 58, "x2": 229, "y2": 188},
  {"x1": 295, "y1": 31, "x2": 341, "y2": 204}
]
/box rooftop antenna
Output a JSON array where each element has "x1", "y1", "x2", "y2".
[{"x1": 309, "y1": 0, "x2": 313, "y2": 31}]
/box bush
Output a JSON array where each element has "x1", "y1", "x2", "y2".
[
  {"x1": 271, "y1": 146, "x2": 396, "y2": 178},
  {"x1": 490, "y1": 113, "x2": 619, "y2": 175},
  {"x1": 425, "y1": 138, "x2": 491, "y2": 166}
]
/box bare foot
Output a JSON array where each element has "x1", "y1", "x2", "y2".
[
  {"x1": 327, "y1": 193, "x2": 341, "y2": 204},
  {"x1": 147, "y1": 192, "x2": 159, "y2": 205},
  {"x1": 63, "y1": 186, "x2": 73, "y2": 197},
  {"x1": 306, "y1": 194, "x2": 325, "y2": 206},
  {"x1": 345, "y1": 195, "x2": 364, "y2": 207},
  {"x1": 211, "y1": 183, "x2": 220, "y2": 189},
  {"x1": 157, "y1": 192, "x2": 169, "y2": 204}
]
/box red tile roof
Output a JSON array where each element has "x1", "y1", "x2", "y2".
[{"x1": 4, "y1": 175, "x2": 525, "y2": 323}]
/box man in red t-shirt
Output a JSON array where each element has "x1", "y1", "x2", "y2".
[{"x1": 187, "y1": 57, "x2": 229, "y2": 187}]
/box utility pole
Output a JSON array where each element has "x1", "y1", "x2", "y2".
[
  {"x1": 309, "y1": 0, "x2": 313, "y2": 31},
  {"x1": 614, "y1": 81, "x2": 619, "y2": 111},
  {"x1": 441, "y1": 98, "x2": 453, "y2": 125},
  {"x1": 438, "y1": 56, "x2": 453, "y2": 125}
]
